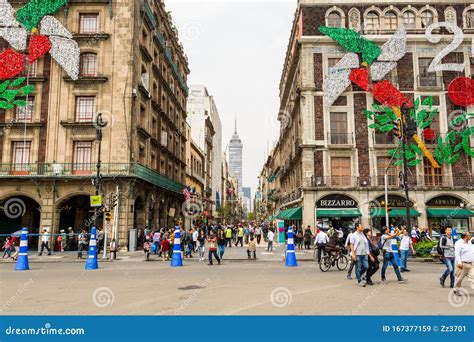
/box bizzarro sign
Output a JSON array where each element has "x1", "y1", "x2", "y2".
[{"x1": 317, "y1": 194, "x2": 357, "y2": 208}]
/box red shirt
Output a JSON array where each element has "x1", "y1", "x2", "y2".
[{"x1": 161, "y1": 239, "x2": 170, "y2": 252}]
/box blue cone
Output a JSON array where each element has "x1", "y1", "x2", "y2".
[
  {"x1": 85, "y1": 227, "x2": 98, "y2": 270},
  {"x1": 15, "y1": 227, "x2": 29, "y2": 271},
  {"x1": 285, "y1": 227, "x2": 297, "y2": 267},
  {"x1": 171, "y1": 226, "x2": 183, "y2": 267}
]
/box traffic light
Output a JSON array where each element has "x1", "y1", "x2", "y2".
[
  {"x1": 105, "y1": 212, "x2": 112, "y2": 222},
  {"x1": 393, "y1": 119, "x2": 402, "y2": 139},
  {"x1": 406, "y1": 117, "x2": 418, "y2": 137},
  {"x1": 380, "y1": 200, "x2": 392, "y2": 213}
]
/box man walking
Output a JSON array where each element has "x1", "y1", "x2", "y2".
[
  {"x1": 236, "y1": 225, "x2": 244, "y2": 247},
  {"x1": 314, "y1": 229, "x2": 329, "y2": 263},
  {"x1": 192, "y1": 227, "x2": 198, "y2": 252},
  {"x1": 346, "y1": 228, "x2": 355, "y2": 280},
  {"x1": 454, "y1": 232, "x2": 474, "y2": 296},
  {"x1": 267, "y1": 228, "x2": 274, "y2": 252},
  {"x1": 380, "y1": 227, "x2": 407, "y2": 283},
  {"x1": 207, "y1": 230, "x2": 221, "y2": 265},
  {"x1": 225, "y1": 226, "x2": 233, "y2": 248},
  {"x1": 399, "y1": 228, "x2": 416, "y2": 272},
  {"x1": 440, "y1": 226, "x2": 455, "y2": 288},
  {"x1": 38, "y1": 229, "x2": 51, "y2": 256},
  {"x1": 350, "y1": 224, "x2": 369, "y2": 286}
]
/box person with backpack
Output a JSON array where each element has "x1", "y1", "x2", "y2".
[
  {"x1": 380, "y1": 227, "x2": 407, "y2": 284},
  {"x1": 439, "y1": 226, "x2": 455, "y2": 288},
  {"x1": 303, "y1": 226, "x2": 313, "y2": 250},
  {"x1": 453, "y1": 232, "x2": 474, "y2": 296},
  {"x1": 399, "y1": 228, "x2": 416, "y2": 272},
  {"x1": 363, "y1": 229, "x2": 380, "y2": 286}
]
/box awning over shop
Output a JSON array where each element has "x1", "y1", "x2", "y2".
[
  {"x1": 277, "y1": 207, "x2": 302, "y2": 220},
  {"x1": 426, "y1": 208, "x2": 474, "y2": 218},
  {"x1": 316, "y1": 209, "x2": 362, "y2": 218},
  {"x1": 371, "y1": 208, "x2": 421, "y2": 218}
]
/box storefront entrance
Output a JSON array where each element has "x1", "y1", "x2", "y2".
[
  {"x1": 370, "y1": 195, "x2": 420, "y2": 231},
  {"x1": 315, "y1": 194, "x2": 361, "y2": 232},
  {"x1": 426, "y1": 195, "x2": 473, "y2": 235}
]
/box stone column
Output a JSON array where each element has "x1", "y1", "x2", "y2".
[{"x1": 302, "y1": 190, "x2": 315, "y2": 230}]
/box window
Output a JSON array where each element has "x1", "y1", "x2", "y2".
[
  {"x1": 328, "y1": 12, "x2": 342, "y2": 27},
  {"x1": 80, "y1": 53, "x2": 97, "y2": 76},
  {"x1": 331, "y1": 157, "x2": 351, "y2": 186},
  {"x1": 375, "y1": 130, "x2": 396, "y2": 144},
  {"x1": 141, "y1": 66, "x2": 149, "y2": 91},
  {"x1": 22, "y1": 58, "x2": 37, "y2": 77},
  {"x1": 385, "y1": 11, "x2": 398, "y2": 30},
  {"x1": 418, "y1": 58, "x2": 438, "y2": 87},
  {"x1": 466, "y1": 10, "x2": 474, "y2": 28},
  {"x1": 15, "y1": 98, "x2": 34, "y2": 123},
  {"x1": 420, "y1": 11, "x2": 434, "y2": 28},
  {"x1": 377, "y1": 157, "x2": 397, "y2": 186},
  {"x1": 75, "y1": 96, "x2": 96, "y2": 122},
  {"x1": 73, "y1": 141, "x2": 93, "y2": 174},
  {"x1": 330, "y1": 112, "x2": 348, "y2": 144},
  {"x1": 365, "y1": 12, "x2": 380, "y2": 32},
  {"x1": 327, "y1": 58, "x2": 341, "y2": 75},
  {"x1": 424, "y1": 158, "x2": 442, "y2": 186},
  {"x1": 403, "y1": 11, "x2": 416, "y2": 29},
  {"x1": 79, "y1": 14, "x2": 99, "y2": 34},
  {"x1": 11, "y1": 141, "x2": 31, "y2": 173}
]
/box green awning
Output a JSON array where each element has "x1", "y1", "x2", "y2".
[
  {"x1": 277, "y1": 207, "x2": 302, "y2": 220},
  {"x1": 427, "y1": 208, "x2": 474, "y2": 218},
  {"x1": 371, "y1": 208, "x2": 421, "y2": 218},
  {"x1": 317, "y1": 209, "x2": 362, "y2": 218}
]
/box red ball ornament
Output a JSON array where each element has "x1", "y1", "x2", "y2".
[
  {"x1": 372, "y1": 80, "x2": 413, "y2": 108},
  {"x1": 349, "y1": 68, "x2": 370, "y2": 91},
  {"x1": 0, "y1": 49, "x2": 25, "y2": 79},
  {"x1": 423, "y1": 128, "x2": 436, "y2": 141},
  {"x1": 448, "y1": 77, "x2": 474, "y2": 107},
  {"x1": 29, "y1": 35, "x2": 52, "y2": 64}
]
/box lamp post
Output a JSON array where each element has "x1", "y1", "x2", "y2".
[
  {"x1": 94, "y1": 113, "x2": 107, "y2": 228},
  {"x1": 400, "y1": 107, "x2": 412, "y2": 231}
]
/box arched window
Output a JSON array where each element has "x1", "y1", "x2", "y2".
[
  {"x1": 79, "y1": 52, "x2": 97, "y2": 77},
  {"x1": 365, "y1": 11, "x2": 380, "y2": 32},
  {"x1": 328, "y1": 12, "x2": 342, "y2": 27},
  {"x1": 385, "y1": 11, "x2": 398, "y2": 30},
  {"x1": 403, "y1": 11, "x2": 416, "y2": 29},
  {"x1": 420, "y1": 10, "x2": 434, "y2": 28},
  {"x1": 466, "y1": 9, "x2": 474, "y2": 28}
]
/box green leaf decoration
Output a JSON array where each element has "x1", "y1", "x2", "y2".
[
  {"x1": 406, "y1": 149, "x2": 415, "y2": 160},
  {"x1": 435, "y1": 146, "x2": 443, "y2": 164},
  {"x1": 411, "y1": 143, "x2": 422, "y2": 155},
  {"x1": 422, "y1": 96, "x2": 433, "y2": 107},
  {"x1": 10, "y1": 77, "x2": 26, "y2": 87},
  {"x1": 380, "y1": 124, "x2": 395, "y2": 132},
  {"x1": 394, "y1": 160, "x2": 404, "y2": 167},
  {"x1": 368, "y1": 123, "x2": 380, "y2": 129},
  {"x1": 420, "y1": 121, "x2": 432, "y2": 129},
  {"x1": 0, "y1": 101, "x2": 10, "y2": 109},
  {"x1": 462, "y1": 128, "x2": 474, "y2": 158},
  {"x1": 16, "y1": 0, "x2": 70, "y2": 31},
  {"x1": 446, "y1": 154, "x2": 460, "y2": 165},
  {"x1": 453, "y1": 143, "x2": 463, "y2": 153},
  {"x1": 446, "y1": 131, "x2": 457, "y2": 144},
  {"x1": 417, "y1": 109, "x2": 427, "y2": 123},
  {"x1": 449, "y1": 115, "x2": 466, "y2": 128},
  {"x1": 384, "y1": 107, "x2": 397, "y2": 121},
  {"x1": 414, "y1": 98, "x2": 420, "y2": 110},
  {"x1": 13, "y1": 100, "x2": 27, "y2": 107},
  {"x1": 364, "y1": 110, "x2": 375, "y2": 119},
  {"x1": 372, "y1": 103, "x2": 383, "y2": 112},
  {"x1": 377, "y1": 114, "x2": 391, "y2": 125},
  {"x1": 319, "y1": 26, "x2": 381, "y2": 64},
  {"x1": 408, "y1": 159, "x2": 422, "y2": 167},
  {"x1": 409, "y1": 108, "x2": 416, "y2": 120},
  {"x1": 0, "y1": 81, "x2": 10, "y2": 93},
  {"x1": 20, "y1": 85, "x2": 34, "y2": 96},
  {"x1": 1, "y1": 89, "x2": 19, "y2": 102}
]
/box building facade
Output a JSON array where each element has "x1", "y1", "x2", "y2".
[
  {"x1": 229, "y1": 120, "x2": 243, "y2": 195},
  {"x1": 0, "y1": 0, "x2": 189, "y2": 248},
  {"x1": 260, "y1": 0, "x2": 474, "y2": 234},
  {"x1": 186, "y1": 85, "x2": 223, "y2": 219}
]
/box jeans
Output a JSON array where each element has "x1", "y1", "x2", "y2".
[
  {"x1": 267, "y1": 241, "x2": 273, "y2": 252},
  {"x1": 198, "y1": 246, "x2": 205, "y2": 259},
  {"x1": 218, "y1": 244, "x2": 225, "y2": 259},
  {"x1": 381, "y1": 252, "x2": 403, "y2": 281},
  {"x1": 39, "y1": 242, "x2": 51, "y2": 256},
  {"x1": 256, "y1": 235, "x2": 261, "y2": 244},
  {"x1": 208, "y1": 250, "x2": 220, "y2": 264},
  {"x1": 355, "y1": 255, "x2": 369, "y2": 282},
  {"x1": 366, "y1": 259, "x2": 380, "y2": 282},
  {"x1": 226, "y1": 238, "x2": 232, "y2": 247},
  {"x1": 185, "y1": 243, "x2": 193, "y2": 257},
  {"x1": 153, "y1": 242, "x2": 160, "y2": 255},
  {"x1": 400, "y1": 249, "x2": 409, "y2": 270},
  {"x1": 441, "y1": 258, "x2": 455, "y2": 286}
]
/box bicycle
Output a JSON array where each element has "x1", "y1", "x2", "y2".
[{"x1": 318, "y1": 246, "x2": 349, "y2": 272}]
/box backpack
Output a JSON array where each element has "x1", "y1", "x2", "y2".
[{"x1": 436, "y1": 236, "x2": 446, "y2": 256}]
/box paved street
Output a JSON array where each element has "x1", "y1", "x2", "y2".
[{"x1": 1, "y1": 247, "x2": 471, "y2": 315}]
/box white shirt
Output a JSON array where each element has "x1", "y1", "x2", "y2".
[
  {"x1": 192, "y1": 231, "x2": 198, "y2": 242},
  {"x1": 315, "y1": 231, "x2": 329, "y2": 244},
  {"x1": 345, "y1": 233, "x2": 353, "y2": 248},
  {"x1": 337, "y1": 229, "x2": 344, "y2": 238},
  {"x1": 41, "y1": 233, "x2": 49, "y2": 243},
  {"x1": 349, "y1": 232, "x2": 369, "y2": 256},
  {"x1": 267, "y1": 231, "x2": 274, "y2": 242},
  {"x1": 455, "y1": 239, "x2": 474, "y2": 264},
  {"x1": 400, "y1": 235, "x2": 412, "y2": 250}
]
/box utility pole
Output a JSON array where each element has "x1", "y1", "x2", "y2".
[
  {"x1": 400, "y1": 107, "x2": 412, "y2": 230},
  {"x1": 94, "y1": 113, "x2": 107, "y2": 228}
]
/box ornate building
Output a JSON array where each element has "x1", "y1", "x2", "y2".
[
  {"x1": 229, "y1": 119, "x2": 243, "y2": 195},
  {"x1": 0, "y1": 0, "x2": 189, "y2": 248},
  {"x1": 260, "y1": 0, "x2": 474, "y2": 234}
]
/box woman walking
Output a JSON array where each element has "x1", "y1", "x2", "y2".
[
  {"x1": 363, "y1": 229, "x2": 380, "y2": 286},
  {"x1": 217, "y1": 229, "x2": 226, "y2": 259},
  {"x1": 197, "y1": 231, "x2": 206, "y2": 261}
]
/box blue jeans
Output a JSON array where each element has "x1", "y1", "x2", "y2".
[
  {"x1": 218, "y1": 244, "x2": 225, "y2": 259},
  {"x1": 267, "y1": 241, "x2": 273, "y2": 252},
  {"x1": 441, "y1": 258, "x2": 455, "y2": 286},
  {"x1": 381, "y1": 252, "x2": 403, "y2": 281},
  {"x1": 400, "y1": 249, "x2": 409, "y2": 270},
  {"x1": 355, "y1": 255, "x2": 369, "y2": 282}
]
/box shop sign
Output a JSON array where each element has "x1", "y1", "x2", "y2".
[
  {"x1": 375, "y1": 195, "x2": 413, "y2": 208},
  {"x1": 316, "y1": 194, "x2": 357, "y2": 208},
  {"x1": 426, "y1": 195, "x2": 464, "y2": 207}
]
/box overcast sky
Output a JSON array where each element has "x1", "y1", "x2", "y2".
[{"x1": 166, "y1": 0, "x2": 296, "y2": 194}]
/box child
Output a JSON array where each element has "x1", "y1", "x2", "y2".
[
  {"x1": 143, "y1": 237, "x2": 151, "y2": 261},
  {"x1": 247, "y1": 237, "x2": 257, "y2": 259},
  {"x1": 110, "y1": 239, "x2": 117, "y2": 260},
  {"x1": 2, "y1": 237, "x2": 12, "y2": 259},
  {"x1": 161, "y1": 236, "x2": 170, "y2": 261}
]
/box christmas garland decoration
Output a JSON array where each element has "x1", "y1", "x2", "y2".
[{"x1": 0, "y1": 77, "x2": 34, "y2": 109}]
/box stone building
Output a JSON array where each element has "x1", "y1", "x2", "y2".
[
  {"x1": 260, "y1": 0, "x2": 474, "y2": 234},
  {"x1": 0, "y1": 0, "x2": 189, "y2": 249}
]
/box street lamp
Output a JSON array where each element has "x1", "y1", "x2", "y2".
[{"x1": 93, "y1": 113, "x2": 107, "y2": 228}]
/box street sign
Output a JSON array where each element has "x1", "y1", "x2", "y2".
[{"x1": 90, "y1": 195, "x2": 102, "y2": 207}]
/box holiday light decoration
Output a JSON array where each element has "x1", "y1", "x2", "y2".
[
  {"x1": 0, "y1": 49, "x2": 24, "y2": 79},
  {"x1": 448, "y1": 77, "x2": 474, "y2": 107},
  {"x1": 0, "y1": 77, "x2": 34, "y2": 109},
  {"x1": 40, "y1": 15, "x2": 72, "y2": 39},
  {"x1": 29, "y1": 34, "x2": 52, "y2": 63},
  {"x1": 15, "y1": 0, "x2": 69, "y2": 31},
  {"x1": 323, "y1": 53, "x2": 358, "y2": 108},
  {"x1": 49, "y1": 36, "x2": 80, "y2": 80}
]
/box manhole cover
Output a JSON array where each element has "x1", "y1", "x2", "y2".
[{"x1": 178, "y1": 285, "x2": 206, "y2": 290}]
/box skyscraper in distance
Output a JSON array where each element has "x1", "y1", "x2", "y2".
[{"x1": 229, "y1": 117, "x2": 243, "y2": 195}]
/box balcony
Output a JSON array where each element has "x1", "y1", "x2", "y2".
[
  {"x1": 186, "y1": 166, "x2": 204, "y2": 185},
  {"x1": 328, "y1": 132, "x2": 354, "y2": 145},
  {"x1": 0, "y1": 162, "x2": 184, "y2": 194},
  {"x1": 310, "y1": 176, "x2": 359, "y2": 188},
  {"x1": 376, "y1": 175, "x2": 400, "y2": 188},
  {"x1": 416, "y1": 174, "x2": 474, "y2": 189},
  {"x1": 417, "y1": 75, "x2": 443, "y2": 89}
]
